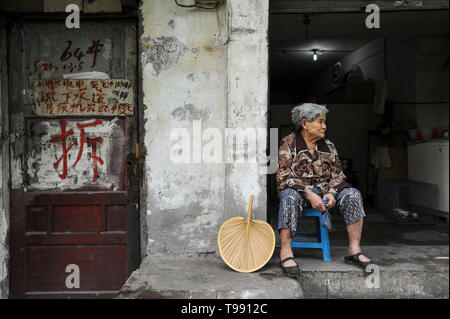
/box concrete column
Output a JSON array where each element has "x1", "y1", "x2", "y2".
[
  {"x1": 140, "y1": 0, "x2": 228, "y2": 255},
  {"x1": 139, "y1": 0, "x2": 269, "y2": 255},
  {"x1": 224, "y1": 0, "x2": 269, "y2": 222}
]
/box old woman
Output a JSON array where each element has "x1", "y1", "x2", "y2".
[{"x1": 276, "y1": 103, "x2": 373, "y2": 278}]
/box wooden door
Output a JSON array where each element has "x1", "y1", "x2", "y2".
[{"x1": 9, "y1": 20, "x2": 140, "y2": 298}]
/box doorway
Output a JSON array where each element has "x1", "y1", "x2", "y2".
[{"x1": 267, "y1": 5, "x2": 449, "y2": 245}]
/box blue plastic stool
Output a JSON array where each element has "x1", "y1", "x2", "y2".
[{"x1": 291, "y1": 208, "x2": 332, "y2": 261}]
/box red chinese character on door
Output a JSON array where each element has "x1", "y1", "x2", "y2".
[
  {"x1": 86, "y1": 40, "x2": 104, "y2": 68},
  {"x1": 52, "y1": 120, "x2": 78, "y2": 180},
  {"x1": 52, "y1": 119, "x2": 104, "y2": 182},
  {"x1": 72, "y1": 119, "x2": 104, "y2": 182}
]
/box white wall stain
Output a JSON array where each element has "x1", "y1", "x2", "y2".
[
  {"x1": 101, "y1": 38, "x2": 112, "y2": 61},
  {"x1": 228, "y1": 163, "x2": 261, "y2": 214},
  {"x1": 11, "y1": 158, "x2": 23, "y2": 190}
]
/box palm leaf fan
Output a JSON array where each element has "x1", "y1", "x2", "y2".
[{"x1": 217, "y1": 195, "x2": 275, "y2": 273}]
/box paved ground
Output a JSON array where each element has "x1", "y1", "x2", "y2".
[{"x1": 118, "y1": 206, "x2": 449, "y2": 299}]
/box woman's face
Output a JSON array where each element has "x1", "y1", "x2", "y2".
[{"x1": 302, "y1": 113, "x2": 327, "y2": 139}]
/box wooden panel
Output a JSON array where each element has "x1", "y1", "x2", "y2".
[
  {"x1": 25, "y1": 233, "x2": 126, "y2": 245},
  {"x1": 26, "y1": 206, "x2": 48, "y2": 233},
  {"x1": 53, "y1": 205, "x2": 104, "y2": 233},
  {"x1": 107, "y1": 206, "x2": 127, "y2": 231},
  {"x1": 26, "y1": 245, "x2": 127, "y2": 292},
  {"x1": 24, "y1": 292, "x2": 118, "y2": 299},
  {"x1": 11, "y1": 190, "x2": 130, "y2": 298},
  {"x1": 10, "y1": 190, "x2": 26, "y2": 299},
  {"x1": 25, "y1": 192, "x2": 128, "y2": 205}
]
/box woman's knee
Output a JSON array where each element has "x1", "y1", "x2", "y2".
[
  {"x1": 338, "y1": 187, "x2": 363, "y2": 205},
  {"x1": 340, "y1": 188, "x2": 366, "y2": 222},
  {"x1": 347, "y1": 188, "x2": 362, "y2": 198}
]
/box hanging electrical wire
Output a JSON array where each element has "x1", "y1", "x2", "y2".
[{"x1": 174, "y1": 0, "x2": 223, "y2": 10}]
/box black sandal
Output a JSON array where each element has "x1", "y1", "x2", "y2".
[
  {"x1": 280, "y1": 257, "x2": 300, "y2": 279},
  {"x1": 344, "y1": 252, "x2": 374, "y2": 271}
]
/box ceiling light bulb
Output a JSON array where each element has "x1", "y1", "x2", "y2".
[{"x1": 313, "y1": 53, "x2": 317, "y2": 61}]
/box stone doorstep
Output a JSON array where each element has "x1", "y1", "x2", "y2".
[
  {"x1": 295, "y1": 245, "x2": 449, "y2": 299},
  {"x1": 116, "y1": 245, "x2": 449, "y2": 299},
  {"x1": 300, "y1": 269, "x2": 449, "y2": 299},
  {"x1": 116, "y1": 254, "x2": 304, "y2": 299}
]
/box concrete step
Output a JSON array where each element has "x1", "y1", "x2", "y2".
[
  {"x1": 294, "y1": 245, "x2": 449, "y2": 298},
  {"x1": 116, "y1": 245, "x2": 448, "y2": 299},
  {"x1": 117, "y1": 253, "x2": 303, "y2": 299}
]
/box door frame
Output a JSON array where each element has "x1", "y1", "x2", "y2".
[{"x1": 0, "y1": 24, "x2": 11, "y2": 299}]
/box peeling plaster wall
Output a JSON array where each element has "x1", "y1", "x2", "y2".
[
  {"x1": 140, "y1": 0, "x2": 228, "y2": 254},
  {"x1": 140, "y1": 0, "x2": 269, "y2": 255},
  {"x1": 225, "y1": 1, "x2": 268, "y2": 223}
]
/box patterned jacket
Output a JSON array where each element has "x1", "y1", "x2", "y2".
[{"x1": 276, "y1": 130, "x2": 351, "y2": 197}]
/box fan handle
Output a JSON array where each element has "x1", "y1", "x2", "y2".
[{"x1": 245, "y1": 195, "x2": 254, "y2": 238}]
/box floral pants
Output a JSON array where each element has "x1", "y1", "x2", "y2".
[{"x1": 278, "y1": 187, "x2": 366, "y2": 238}]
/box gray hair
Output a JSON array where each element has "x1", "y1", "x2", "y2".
[{"x1": 291, "y1": 103, "x2": 329, "y2": 131}]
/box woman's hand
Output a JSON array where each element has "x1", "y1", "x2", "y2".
[
  {"x1": 303, "y1": 190, "x2": 326, "y2": 212},
  {"x1": 323, "y1": 193, "x2": 336, "y2": 209}
]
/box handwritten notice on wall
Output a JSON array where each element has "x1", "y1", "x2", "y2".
[{"x1": 34, "y1": 79, "x2": 133, "y2": 116}]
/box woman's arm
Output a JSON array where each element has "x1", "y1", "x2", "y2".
[{"x1": 276, "y1": 136, "x2": 307, "y2": 194}]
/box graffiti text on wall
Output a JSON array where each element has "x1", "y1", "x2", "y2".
[
  {"x1": 30, "y1": 40, "x2": 104, "y2": 74},
  {"x1": 34, "y1": 79, "x2": 133, "y2": 116}
]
